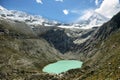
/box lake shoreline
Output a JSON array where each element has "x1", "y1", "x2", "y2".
[{"x1": 42, "y1": 60, "x2": 83, "y2": 74}]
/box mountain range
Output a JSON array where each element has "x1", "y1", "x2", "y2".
[
  {"x1": 0, "y1": 5, "x2": 120, "y2": 80},
  {"x1": 0, "y1": 5, "x2": 110, "y2": 29}
]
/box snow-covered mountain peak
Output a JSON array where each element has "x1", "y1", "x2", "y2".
[
  {"x1": 0, "y1": 5, "x2": 59, "y2": 27},
  {"x1": 88, "y1": 12, "x2": 109, "y2": 21},
  {"x1": 10, "y1": 10, "x2": 29, "y2": 17},
  {"x1": 0, "y1": 5, "x2": 110, "y2": 30},
  {"x1": 77, "y1": 11, "x2": 110, "y2": 29},
  {"x1": 0, "y1": 5, "x2": 6, "y2": 11},
  {"x1": 80, "y1": 11, "x2": 109, "y2": 21}
]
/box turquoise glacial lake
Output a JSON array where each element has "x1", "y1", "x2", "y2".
[{"x1": 43, "y1": 60, "x2": 83, "y2": 74}]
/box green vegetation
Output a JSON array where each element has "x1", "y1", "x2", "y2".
[{"x1": 78, "y1": 30, "x2": 120, "y2": 80}]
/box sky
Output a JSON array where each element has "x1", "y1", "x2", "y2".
[{"x1": 0, "y1": 0, "x2": 120, "y2": 23}]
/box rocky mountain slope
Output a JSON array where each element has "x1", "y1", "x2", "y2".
[
  {"x1": 28, "y1": 11, "x2": 120, "y2": 80},
  {"x1": 61, "y1": 11, "x2": 120, "y2": 80},
  {"x1": 29, "y1": 11, "x2": 120, "y2": 80},
  {"x1": 77, "y1": 11, "x2": 120, "y2": 60},
  {"x1": 0, "y1": 17, "x2": 65, "y2": 79},
  {"x1": 0, "y1": 5, "x2": 98, "y2": 54},
  {"x1": 79, "y1": 11, "x2": 120, "y2": 80}
]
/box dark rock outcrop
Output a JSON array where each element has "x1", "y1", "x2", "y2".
[{"x1": 41, "y1": 28, "x2": 74, "y2": 53}]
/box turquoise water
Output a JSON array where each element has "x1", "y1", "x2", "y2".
[{"x1": 43, "y1": 60, "x2": 83, "y2": 74}]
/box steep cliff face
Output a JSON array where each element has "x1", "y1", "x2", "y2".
[
  {"x1": 41, "y1": 29, "x2": 74, "y2": 53},
  {"x1": 39, "y1": 27, "x2": 97, "y2": 54}
]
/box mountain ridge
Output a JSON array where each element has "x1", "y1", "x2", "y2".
[
  {"x1": 0, "y1": 5, "x2": 110, "y2": 29},
  {"x1": 77, "y1": 11, "x2": 109, "y2": 29}
]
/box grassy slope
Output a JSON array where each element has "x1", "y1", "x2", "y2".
[
  {"x1": 0, "y1": 19, "x2": 63, "y2": 79},
  {"x1": 79, "y1": 30, "x2": 120, "y2": 80}
]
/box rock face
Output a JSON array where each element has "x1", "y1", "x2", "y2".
[
  {"x1": 41, "y1": 28, "x2": 74, "y2": 53},
  {"x1": 38, "y1": 27, "x2": 97, "y2": 54}
]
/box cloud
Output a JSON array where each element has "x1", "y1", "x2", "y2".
[
  {"x1": 95, "y1": 0, "x2": 120, "y2": 18},
  {"x1": 55, "y1": 0, "x2": 64, "y2": 2},
  {"x1": 63, "y1": 9, "x2": 69, "y2": 15},
  {"x1": 78, "y1": 0, "x2": 120, "y2": 21},
  {"x1": 95, "y1": 0, "x2": 99, "y2": 6},
  {"x1": 36, "y1": 0, "x2": 43, "y2": 4},
  {"x1": 70, "y1": 9, "x2": 81, "y2": 14},
  {"x1": 79, "y1": 10, "x2": 95, "y2": 20}
]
